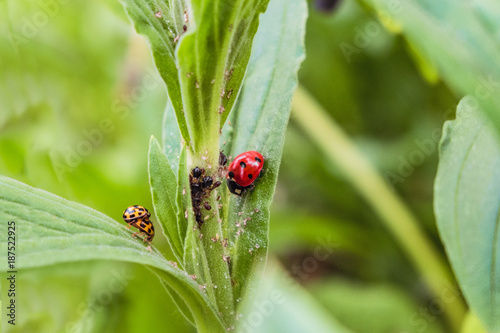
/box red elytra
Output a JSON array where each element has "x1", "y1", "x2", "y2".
[{"x1": 227, "y1": 151, "x2": 264, "y2": 187}]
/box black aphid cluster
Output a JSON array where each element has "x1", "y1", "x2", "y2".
[{"x1": 189, "y1": 166, "x2": 221, "y2": 226}]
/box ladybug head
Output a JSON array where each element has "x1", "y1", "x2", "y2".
[{"x1": 226, "y1": 179, "x2": 244, "y2": 196}]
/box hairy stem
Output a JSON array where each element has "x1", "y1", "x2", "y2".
[{"x1": 186, "y1": 146, "x2": 235, "y2": 328}]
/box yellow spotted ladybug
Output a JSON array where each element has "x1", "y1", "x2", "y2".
[{"x1": 123, "y1": 205, "x2": 155, "y2": 245}]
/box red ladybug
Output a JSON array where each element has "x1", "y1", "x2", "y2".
[{"x1": 226, "y1": 151, "x2": 264, "y2": 196}]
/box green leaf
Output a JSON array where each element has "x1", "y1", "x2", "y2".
[
  {"x1": 360, "y1": 0, "x2": 500, "y2": 132},
  {"x1": 148, "y1": 136, "x2": 184, "y2": 263},
  {"x1": 0, "y1": 175, "x2": 224, "y2": 332},
  {"x1": 162, "y1": 100, "x2": 182, "y2": 175},
  {"x1": 238, "y1": 259, "x2": 352, "y2": 333},
  {"x1": 435, "y1": 98, "x2": 500, "y2": 331},
  {"x1": 291, "y1": 86, "x2": 466, "y2": 329},
  {"x1": 220, "y1": 0, "x2": 307, "y2": 306},
  {"x1": 156, "y1": 272, "x2": 195, "y2": 327},
  {"x1": 175, "y1": 145, "x2": 189, "y2": 245},
  {"x1": 120, "y1": 0, "x2": 191, "y2": 143},
  {"x1": 176, "y1": 0, "x2": 270, "y2": 155}
]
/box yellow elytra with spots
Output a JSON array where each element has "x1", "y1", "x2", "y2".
[{"x1": 122, "y1": 205, "x2": 155, "y2": 243}]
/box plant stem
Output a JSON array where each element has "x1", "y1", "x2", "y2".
[
  {"x1": 187, "y1": 145, "x2": 235, "y2": 328},
  {"x1": 291, "y1": 86, "x2": 466, "y2": 330}
]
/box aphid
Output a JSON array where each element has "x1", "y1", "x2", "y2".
[
  {"x1": 190, "y1": 167, "x2": 222, "y2": 226},
  {"x1": 191, "y1": 183, "x2": 203, "y2": 198},
  {"x1": 226, "y1": 151, "x2": 264, "y2": 196},
  {"x1": 122, "y1": 205, "x2": 155, "y2": 248},
  {"x1": 192, "y1": 167, "x2": 203, "y2": 178},
  {"x1": 224, "y1": 68, "x2": 234, "y2": 81},
  {"x1": 201, "y1": 176, "x2": 213, "y2": 189},
  {"x1": 219, "y1": 151, "x2": 228, "y2": 166}
]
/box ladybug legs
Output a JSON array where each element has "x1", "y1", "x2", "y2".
[
  {"x1": 127, "y1": 220, "x2": 140, "y2": 230},
  {"x1": 134, "y1": 231, "x2": 149, "y2": 241},
  {"x1": 131, "y1": 230, "x2": 146, "y2": 239},
  {"x1": 145, "y1": 241, "x2": 153, "y2": 251},
  {"x1": 131, "y1": 232, "x2": 153, "y2": 252},
  {"x1": 227, "y1": 179, "x2": 259, "y2": 196},
  {"x1": 144, "y1": 236, "x2": 153, "y2": 252}
]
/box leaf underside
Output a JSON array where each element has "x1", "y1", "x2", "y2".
[
  {"x1": 435, "y1": 98, "x2": 500, "y2": 331},
  {"x1": 120, "y1": 0, "x2": 191, "y2": 143}
]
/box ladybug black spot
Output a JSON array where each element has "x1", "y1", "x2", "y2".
[
  {"x1": 248, "y1": 174, "x2": 253, "y2": 179},
  {"x1": 130, "y1": 213, "x2": 136, "y2": 218},
  {"x1": 140, "y1": 222, "x2": 146, "y2": 228},
  {"x1": 239, "y1": 161, "x2": 246, "y2": 168},
  {"x1": 255, "y1": 157, "x2": 262, "y2": 163},
  {"x1": 228, "y1": 171, "x2": 235, "y2": 179}
]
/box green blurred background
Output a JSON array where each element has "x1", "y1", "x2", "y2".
[{"x1": 0, "y1": 0, "x2": 460, "y2": 332}]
